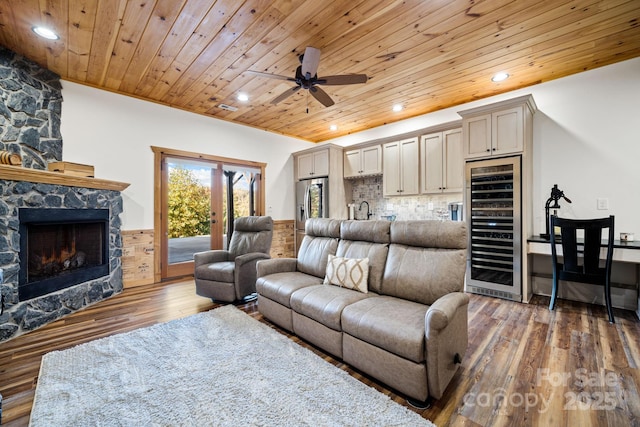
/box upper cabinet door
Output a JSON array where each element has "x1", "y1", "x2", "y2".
[
  {"x1": 382, "y1": 141, "x2": 401, "y2": 196},
  {"x1": 443, "y1": 128, "x2": 464, "y2": 193},
  {"x1": 312, "y1": 149, "x2": 329, "y2": 177},
  {"x1": 297, "y1": 153, "x2": 315, "y2": 179},
  {"x1": 463, "y1": 114, "x2": 491, "y2": 159},
  {"x1": 421, "y1": 133, "x2": 444, "y2": 193},
  {"x1": 399, "y1": 137, "x2": 419, "y2": 195},
  {"x1": 360, "y1": 145, "x2": 382, "y2": 176},
  {"x1": 492, "y1": 106, "x2": 524, "y2": 156},
  {"x1": 343, "y1": 149, "x2": 361, "y2": 178}
]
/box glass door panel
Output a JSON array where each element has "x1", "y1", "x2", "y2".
[{"x1": 163, "y1": 157, "x2": 222, "y2": 278}]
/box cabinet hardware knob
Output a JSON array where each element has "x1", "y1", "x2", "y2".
[{"x1": 486, "y1": 149, "x2": 490, "y2": 152}]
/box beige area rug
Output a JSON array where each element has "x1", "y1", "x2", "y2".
[{"x1": 30, "y1": 305, "x2": 435, "y2": 426}]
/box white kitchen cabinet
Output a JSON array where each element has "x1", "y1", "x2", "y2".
[
  {"x1": 460, "y1": 96, "x2": 535, "y2": 159},
  {"x1": 421, "y1": 128, "x2": 463, "y2": 194},
  {"x1": 297, "y1": 149, "x2": 329, "y2": 179},
  {"x1": 343, "y1": 145, "x2": 382, "y2": 178},
  {"x1": 383, "y1": 137, "x2": 419, "y2": 196}
]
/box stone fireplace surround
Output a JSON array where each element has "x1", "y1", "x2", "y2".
[
  {"x1": 0, "y1": 179, "x2": 125, "y2": 341},
  {"x1": 0, "y1": 47, "x2": 128, "y2": 342}
]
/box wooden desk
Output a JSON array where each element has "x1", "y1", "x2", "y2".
[
  {"x1": 527, "y1": 236, "x2": 640, "y2": 263},
  {"x1": 527, "y1": 236, "x2": 640, "y2": 314}
]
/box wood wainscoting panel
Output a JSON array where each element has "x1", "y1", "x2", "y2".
[
  {"x1": 122, "y1": 229, "x2": 154, "y2": 287},
  {"x1": 271, "y1": 220, "x2": 295, "y2": 259}
]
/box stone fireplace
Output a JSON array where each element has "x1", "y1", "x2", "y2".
[{"x1": 0, "y1": 47, "x2": 128, "y2": 342}]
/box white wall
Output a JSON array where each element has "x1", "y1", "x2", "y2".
[
  {"x1": 327, "y1": 58, "x2": 640, "y2": 236},
  {"x1": 60, "y1": 57, "x2": 640, "y2": 236},
  {"x1": 60, "y1": 81, "x2": 314, "y2": 230}
]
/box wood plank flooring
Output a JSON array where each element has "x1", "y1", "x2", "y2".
[{"x1": 1, "y1": 280, "x2": 639, "y2": 426}]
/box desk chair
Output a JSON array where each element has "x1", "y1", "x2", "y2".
[{"x1": 549, "y1": 215, "x2": 615, "y2": 323}]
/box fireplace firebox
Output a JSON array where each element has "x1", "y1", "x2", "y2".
[{"x1": 19, "y1": 208, "x2": 110, "y2": 301}]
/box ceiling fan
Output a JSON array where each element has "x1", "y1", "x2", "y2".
[{"x1": 248, "y1": 46, "x2": 368, "y2": 108}]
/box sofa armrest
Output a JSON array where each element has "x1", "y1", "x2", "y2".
[
  {"x1": 426, "y1": 292, "x2": 470, "y2": 333},
  {"x1": 194, "y1": 250, "x2": 229, "y2": 267},
  {"x1": 424, "y1": 292, "x2": 470, "y2": 400},
  {"x1": 233, "y1": 253, "x2": 271, "y2": 299},
  {"x1": 235, "y1": 252, "x2": 271, "y2": 267},
  {"x1": 256, "y1": 258, "x2": 297, "y2": 278}
]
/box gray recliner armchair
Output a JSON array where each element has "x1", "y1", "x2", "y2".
[{"x1": 194, "y1": 216, "x2": 273, "y2": 302}]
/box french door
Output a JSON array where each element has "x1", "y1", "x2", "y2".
[{"x1": 152, "y1": 147, "x2": 265, "y2": 282}]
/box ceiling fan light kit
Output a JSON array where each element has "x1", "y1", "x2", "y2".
[{"x1": 248, "y1": 46, "x2": 368, "y2": 108}]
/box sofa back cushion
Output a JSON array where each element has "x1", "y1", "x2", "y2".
[
  {"x1": 335, "y1": 220, "x2": 390, "y2": 293},
  {"x1": 381, "y1": 220, "x2": 467, "y2": 305},
  {"x1": 297, "y1": 218, "x2": 342, "y2": 278}
]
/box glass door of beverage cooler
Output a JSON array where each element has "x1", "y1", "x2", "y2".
[{"x1": 465, "y1": 156, "x2": 522, "y2": 301}]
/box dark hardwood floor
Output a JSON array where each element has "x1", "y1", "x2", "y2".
[{"x1": 1, "y1": 279, "x2": 639, "y2": 426}]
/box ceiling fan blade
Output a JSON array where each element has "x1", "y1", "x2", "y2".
[
  {"x1": 310, "y1": 86, "x2": 334, "y2": 107},
  {"x1": 247, "y1": 70, "x2": 295, "y2": 82},
  {"x1": 271, "y1": 86, "x2": 302, "y2": 104},
  {"x1": 317, "y1": 74, "x2": 368, "y2": 85},
  {"x1": 301, "y1": 47, "x2": 321, "y2": 79}
]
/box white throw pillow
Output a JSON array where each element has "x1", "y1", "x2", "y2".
[{"x1": 323, "y1": 255, "x2": 369, "y2": 293}]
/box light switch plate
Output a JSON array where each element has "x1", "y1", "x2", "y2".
[
  {"x1": 597, "y1": 198, "x2": 609, "y2": 210},
  {"x1": 428, "y1": 202, "x2": 434, "y2": 210}
]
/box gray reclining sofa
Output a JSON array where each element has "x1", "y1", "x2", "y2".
[{"x1": 256, "y1": 218, "x2": 468, "y2": 403}]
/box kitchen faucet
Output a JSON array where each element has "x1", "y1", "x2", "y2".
[{"x1": 359, "y1": 200, "x2": 373, "y2": 220}]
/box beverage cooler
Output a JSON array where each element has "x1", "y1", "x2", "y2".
[{"x1": 465, "y1": 156, "x2": 522, "y2": 302}]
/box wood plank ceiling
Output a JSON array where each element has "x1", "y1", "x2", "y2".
[{"x1": 1, "y1": 0, "x2": 639, "y2": 142}]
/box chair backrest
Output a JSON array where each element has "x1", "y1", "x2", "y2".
[
  {"x1": 381, "y1": 220, "x2": 467, "y2": 305},
  {"x1": 228, "y1": 216, "x2": 273, "y2": 259},
  {"x1": 550, "y1": 215, "x2": 614, "y2": 283},
  {"x1": 336, "y1": 220, "x2": 391, "y2": 294},
  {"x1": 297, "y1": 218, "x2": 341, "y2": 278}
]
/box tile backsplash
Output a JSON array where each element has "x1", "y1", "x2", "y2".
[{"x1": 348, "y1": 176, "x2": 464, "y2": 221}]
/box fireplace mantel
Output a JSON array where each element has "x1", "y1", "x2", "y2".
[{"x1": 0, "y1": 164, "x2": 129, "y2": 191}]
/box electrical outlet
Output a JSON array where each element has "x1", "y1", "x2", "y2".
[
  {"x1": 597, "y1": 198, "x2": 609, "y2": 210},
  {"x1": 428, "y1": 202, "x2": 434, "y2": 210}
]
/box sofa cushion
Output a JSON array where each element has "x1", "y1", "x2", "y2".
[
  {"x1": 390, "y1": 220, "x2": 466, "y2": 249},
  {"x1": 341, "y1": 296, "x2": 428, "y2": 363},
  {"x1": 255, "y1": 272, "x2": 323, "y2": 307},
  {"x1": 381, "y1": 245, "x2": 466, "y2": 306},
  {"x1": 296, "y1": 219, "x2": 341, "y2": 278},
  {"x1": 324, "y1": 255, "x2": 369, "y2": 293},
  {"x1": 336, "y1": 220, "x2": 390, "y2": 293},
  {"x1": 194, "y1": 261, "x2": 235, "y2": 283},
  {"x1": 290, "y1": 285, "x2": 372, "y2": 331},
  {"x1": 340, "y1": 220, "x2": 390, "y2": 244}
]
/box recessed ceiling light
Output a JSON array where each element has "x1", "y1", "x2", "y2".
[
  {"x1": 392, "y1": 104, "x2": 403, "y2": 112},
  {"x1": 237, "y1": 93, "x2": 249, "y2": 102},
  {"x1": 32, "y1": 26, "x2": 59, "y2": 40},
  {"x1": 329, "y1": 124, "x2": 338, "y2": 131},
  {"x1": 491, "y1": 72, "x2": 509, "y2": 82}
]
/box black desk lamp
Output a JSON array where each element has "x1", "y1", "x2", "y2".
[{"x1": 541, "y1": 184, "x2": 572, "y2": 239}]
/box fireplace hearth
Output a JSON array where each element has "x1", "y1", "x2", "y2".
[{"x1": 19, "y1": 208, "x2": 110, "y2": 301}]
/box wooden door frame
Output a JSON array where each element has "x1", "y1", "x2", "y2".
[{"x1": 151, "y1": 146, "x2": 266, "y2": 283}]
